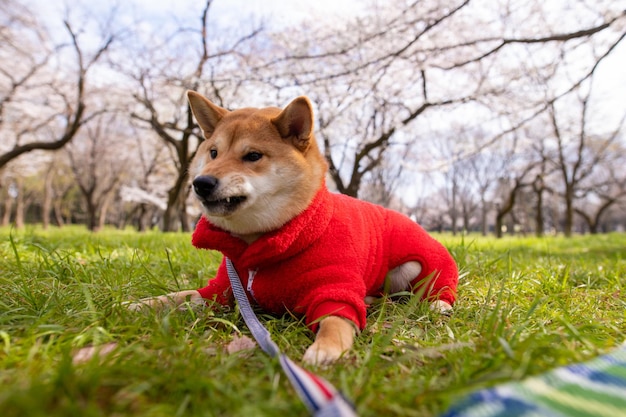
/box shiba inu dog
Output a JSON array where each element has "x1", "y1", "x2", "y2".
[{"x1": 128, "y1": 91, "x2": 458, "y2": 365}]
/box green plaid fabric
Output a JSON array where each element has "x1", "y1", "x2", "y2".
[{"x1": 442, "y1": 343, "x2": 626, "y2": 417}]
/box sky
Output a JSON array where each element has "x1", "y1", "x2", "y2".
[
  {"x1": 25, "y1": 0, "x2": 365, "y2": 31},
  {"x1": 165, "y1": 0, "x2": 364, "y2": 25}
]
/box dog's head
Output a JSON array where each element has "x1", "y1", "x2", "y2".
[{"x1": 187, "y1": 91, "x2": 327, "y2": 239}]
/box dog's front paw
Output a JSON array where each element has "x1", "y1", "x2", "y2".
[
  {"x1": 302, "y1": 316, "x2": 355, "y2": 366},
  {"x1": 123, "y1": 298, "x2": 162, "y2": 312},
  {"x1": 430, "y1": 300, "x2": 453, "y2": 315},
  {"x1": 176, "y1": 292, "x2": 206, "y2": 312},
  {"x1": 123, "y1": 291, "x2": 204, "y2": 312},
  {"x1": 123, "y1": 301, "x2": 144, "y2": 312},
  {"x1": 302, "y1": 341, "x2": 345, "y2": 366}
]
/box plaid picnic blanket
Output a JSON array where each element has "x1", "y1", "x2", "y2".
[{"x1": 442, "y1": 343, "x2": 626, "y2": 417}]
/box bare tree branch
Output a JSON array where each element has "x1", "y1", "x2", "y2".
[{"x1": 0, "y1": 14, "x2": 116, "y2": 169}]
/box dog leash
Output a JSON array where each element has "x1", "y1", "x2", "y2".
[{"x1": 225, "y1": 258, "x2": 358, "y2": 417}]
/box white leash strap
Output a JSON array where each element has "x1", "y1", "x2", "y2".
[{"x1": 225, "y1": 258, "x2": 357, "y2": 417}]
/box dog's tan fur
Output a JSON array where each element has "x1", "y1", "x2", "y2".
[{"x1": 128, "y1": 91, "x2": 451, "y2": 365}]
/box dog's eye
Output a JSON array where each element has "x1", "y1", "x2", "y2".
[
  {"x1": 210, "y1": 149, "x2": 217, "y2": 159},
  {"x1": 243, "y1": 152, "x2": 263, "y2": 162}
]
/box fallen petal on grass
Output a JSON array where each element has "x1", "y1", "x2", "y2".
[
  {"x1": 72, "y1": 342, "x2": 119, "y2": 365},
  {"x1": 225, "y1": 335, "x2": 256, "y2": 355}
]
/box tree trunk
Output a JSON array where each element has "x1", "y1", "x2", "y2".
[
  {"x1": 480, "y1": 197, "x2": 488, "y2": 236},
  {"x1": 162, "y1": 192, "x2": 179, "y2": 232},
  {"x1": 495, "y1": 180, "x2": 522, "y2": 238},
  {"x1": 86, "y1": 198, "x2": 98, "y2": 232},
  {"x1": 14, "y1": 179, "x2": 25, "y2": 229},
  {"x1": 535, "y1": 197, "x2": 544, "y2": 237},
  {"x1": 42, "y1": 171, "x2": 54, "y2": 230},
  {"x1": 53, "y1": 199, "x2": 65, "y2": 227},
  {"x1": 534, "y1": 186, "x2": 544, "y2": 237},
  {"x1": 163, "y1": 170, "x2": 190, "y2": 232},
  {"x1": 451, "y1": 179, "x2": 458, "y2": 236},
  {"x1": 563, "y1": 186, "x2": 574, "y2": 237},
  {"x1": 2, "y1": 193, "x2": 12, "y2": 226},
  {"x1": 495, "y1": 211, "x2": 505, "y2": 238},
  {"x1": 98, "y1": 193, "x2": 113, "y2": 230}
]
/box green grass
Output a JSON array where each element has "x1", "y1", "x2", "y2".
[{"x1": 1, "y1": 226, "x2": 624, "y2": 416}]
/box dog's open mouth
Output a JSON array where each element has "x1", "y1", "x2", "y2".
[{"x1": 200, "y1": 196, "x2": 247, "y2": 214}]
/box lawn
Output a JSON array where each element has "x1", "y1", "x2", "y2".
[{"x1": 0, "y1": 226, "x2": 624, "y2": 416}]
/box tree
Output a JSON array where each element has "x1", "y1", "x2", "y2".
[
  {"x1": 118, "y1": 132, "x2": 175, "y2": 231},
  {"x1": 573, "y1": 137, "x2": 626, "y2": 233},
  {"x1": 2, "y1": 0, "x2": 625, "y2": 233},
  {"x1": 549, "y1": 83, "x2": 625, "y2": 236},
  {"x1": 41, "y1": 155, "x2": 75, "y2": 229},
  {"x1": 125, "y1": 0, "x2": 263, "y2": 231},
  {"x1": 468, "y1": 151, "x2": 499, "y2": 236},
  {"x1": 358, "y1": 146, "x2": 411, "y2": 210},
  {"x1": 265, "y1": 0, "x2": 473, "y2": 197},
  {"x1": 66, "y1": 114, "x2": 130, "y2": 231},
  {"x1": 0, "y1": 1, "x2": 117, "y2": 170},
  {"x1": 257, "y1": 0, "x2": 625, "y2": 200}
]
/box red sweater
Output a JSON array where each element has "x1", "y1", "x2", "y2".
[{"x1": 193, "y1": 186, "x2": 458, "y2": 331}]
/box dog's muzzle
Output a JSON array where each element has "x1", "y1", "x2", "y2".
[{"x1": 193, "y1": 175, "x2": 247, "y2": 213}]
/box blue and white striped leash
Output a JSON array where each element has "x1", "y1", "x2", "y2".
[{"x1": 225, "y1": 258, "x2": 357, "y2": 417}]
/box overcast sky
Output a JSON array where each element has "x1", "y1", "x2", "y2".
[{"x1": 25, "y1": 0, "x2": 365, "y2": 30}]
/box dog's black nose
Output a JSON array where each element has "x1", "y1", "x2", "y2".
[{"x1": 193, "y1": 175, "x2": 218, "y2": 198}]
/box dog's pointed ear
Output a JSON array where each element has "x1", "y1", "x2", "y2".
[
  {"x1": 187, "y1": 90, "x2": 229, "y2": 137},
  {"x1": 271, "y1": 96, "x2": 314, "y2": 152}
]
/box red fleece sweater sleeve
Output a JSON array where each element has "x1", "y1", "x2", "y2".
[
  {"x1": 196, "y1": 260, "x2": 233, "y2": 306},
  {"x1": 300, "y1": 270, "x2": 368, "y2": 332},
  {"x1": 308, "y1": 300, "x2": 362, "y2": 333}
]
